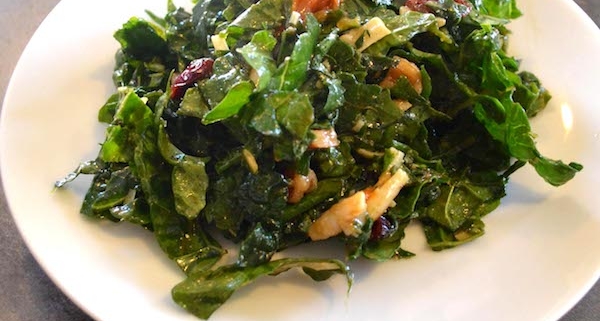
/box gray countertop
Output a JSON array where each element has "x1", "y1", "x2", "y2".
[{"x1": 1, "y1": 1, "x2": 598, "y2": 320}]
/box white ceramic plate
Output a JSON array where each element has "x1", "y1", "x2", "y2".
[{"x1": 2, "y1": 1, "x2": 600, "y2": 320}]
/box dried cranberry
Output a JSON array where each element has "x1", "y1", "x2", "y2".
[
  {"x1": 170, "y1": 58, "x2": 214, "y2": 100},
  {"x1": 405, "y1": 0, "x2": 434, "y2": 13},
  {"x1": 370, "y1": 215, "x2": 396, "y2": 241}
]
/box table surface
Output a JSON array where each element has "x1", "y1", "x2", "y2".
[{"x1": 1, "y1": 1, "x2": 599, "y2": 320}]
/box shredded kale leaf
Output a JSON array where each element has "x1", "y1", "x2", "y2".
[{"x1": 56, "y1": 0, "x2": 582, "y2": 319}]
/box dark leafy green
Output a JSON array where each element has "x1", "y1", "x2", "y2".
[
  {"x1": 172, "y1": 258, "x2": 352, "y2": 319},
  {"x1": 56, "y1": 0, "x2": 582, "y2": 319}
]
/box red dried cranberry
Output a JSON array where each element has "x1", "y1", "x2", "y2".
[
  {"x1": 405, "y1": 0, "x2": 434, "y2": 13},
  {"x1": 170, "y1": 58, "x2": 214, "y2": 100},
  {"x1": 370, "y1": 215, "x2": 396, "y2": 241}
]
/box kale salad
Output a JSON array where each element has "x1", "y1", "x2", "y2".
[{"x1": 56, "y1": 0, "x2": 582, "y2": 318}]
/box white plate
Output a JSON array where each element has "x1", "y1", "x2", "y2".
[{"x1": 2, "y1": 1, "x2": 600, "y2": 320}]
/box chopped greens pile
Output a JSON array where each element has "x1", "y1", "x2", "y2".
[{"x1": 56, "y1": 0, "x2": 582, "y2": 319}]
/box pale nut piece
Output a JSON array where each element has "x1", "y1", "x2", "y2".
[
  {"x1": 365, "y1": 168, "x2": 410, "y2": 220},
  {"x1": 287, "y1": 169, "x2": 318, "y2": 204},
  {"x1": 309, "y1": 128, "x2": 340, "y2": 149},
  {"x1": 308, "y1": 191, "x2": 367, "y2": 241}
]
